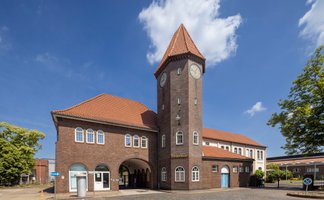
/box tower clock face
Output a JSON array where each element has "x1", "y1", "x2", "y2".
[
  {"x1": 160, "y1": 72, "x2": 167, "y2": 87},
  {"x1": 190, "y1": 64, "x2": 201, "y2": 79}
]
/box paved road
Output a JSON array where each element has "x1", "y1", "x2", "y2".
[{"x1": 93, "y1": 188, "x2": 300, "y2": 200}]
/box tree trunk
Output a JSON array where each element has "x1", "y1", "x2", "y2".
[{"x1": 277, "y1": 179, "x2": 280, "y2": 188}]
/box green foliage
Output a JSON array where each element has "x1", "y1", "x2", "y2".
[
  {"x1": 266, "y1": 163, "x2": 292, "y2": 187},
  {"x1": 268, "y1": 46, "x2": 324, "y2": 155},
  {"x1": 255, "y1": 169, "x2": 265, "y2": 178},
  {"x1": 0, "y1": 122, "x2": 45, "y2": 186}
]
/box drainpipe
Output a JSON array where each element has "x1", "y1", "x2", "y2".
[{"x1": 157, "y1": 126, "x2": 160, "y2": 190}]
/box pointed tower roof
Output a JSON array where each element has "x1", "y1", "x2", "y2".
[{"x1": 154, "y1": 24, "x2": 205, "y2": 77}]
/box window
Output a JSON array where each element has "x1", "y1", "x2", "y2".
[
  {"x1": 246, "y1": 149, "x2": 249, "y2": 157},
  {"x1": 96, "y1": 130, "x2": 104, "y2": 144},
  {"x1": 69, "y1": 164, "x2": 87, "y2": 192},
  {"x1": 205, "y1": 141, "x2": 210, "y2": 145},
  {"x1": 234, "y1": 147, "x2": 237, "y2": 154},
  {"x1": 238, "y1": 148, "x2": 242, "y2": 155},
  {"x1": 239, "y1": 166, "x2": 244, "y2": 173},
  {"x1": 257, "y1": 150, "x2": 263, "y2": 160},
  {"x1": 133, "y1": 135, "x2": 140, "y2": 147},
  {"x1": 221, "y1": 146, "x2": 224, "y2": 149},
  {"x1": 192, "y1": 166, "x2": 199, "y2": 182},
  {"x1": 193, "y1": 131, "x2": 199, "y2": 145},
  {"x1": 233, "y1": 166, "x2": 238, "y2": 173},
  {"x1": 75, "y1": 127, "x2": 84, "y2": 142},
  {"x1": 245, "y1": 166, "x2": 250, "y2": 173},
  {"x1": 177, "y1": 67, "x2": 181, "y2": 75},
  {"x1": 226, "y1": 146, "x2": 230, "y2": 151},
  {"x1": 125, "y1": 134, "x2": 132, "y2": 147},
  {"x1": 162, "y1": 134, "x2": 166, "y2": 148},
  {"x1": 175, "y1": 166, "x2": 185, "y2": 182},
  {"x1": 141, "y1": 136, "x2": 148, "y2": 148},
  {"x1": 86, "y1": 129, "x2": 94, "y2": 143},
  {"x1": 212, "y1": 165, "x2": 218, "y2": 172},
  {"x1": 306, "y1": 168, "x2": 319, "y2": 173},
  {"x1": 161, "y1": 167, "x2": 167, "y2": 181},
  {"x1": 250, "y1": 150, "x2": 253, "y2": 158},
  {"x1": 176, "y1": 131, "x2": 183, "y2": 145},
  {"x1": 293, "y1": 168, "x2": 300, "y2": 173}
]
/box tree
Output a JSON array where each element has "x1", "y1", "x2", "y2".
[
  {"x1": 266, "y1": 164, "x2": 292, "y2": 188},
  {"x1": 0, "y1": 122, "x2": 45, "y2": 185},
  {"x1": 268, "y1": 46, "x2": 324, "y2": 155},
  {"x1": 255, "y1": 169, "x2": 265, "y2": 178}
]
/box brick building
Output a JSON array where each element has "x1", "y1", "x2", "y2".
[
  {"x1": 267, "y1": 153, "x2": 324, "y2": 180},
  {"x1": 52, "y1": 24, "x2": 266, "y2": 192}
]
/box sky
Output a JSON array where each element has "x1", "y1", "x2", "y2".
[{"x1": 0, "y1": 0, "x2": 323, "y2": 159}]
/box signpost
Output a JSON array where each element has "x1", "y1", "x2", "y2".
[
  {"x1": 303, "y1": 177, "x2": 312, "y2": 194},
  {"x1": 51, "y1": 172, "x2": 60, "y2": 200}
]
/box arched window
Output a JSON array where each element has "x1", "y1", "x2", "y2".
[
  {"x1": 246, "y1": 149, "x2": 249, "y2": 157},
  {"x1": 69, "y1": 163, "x2": 87, "y2": 192},
  {"x1": 234, "y1": 147, "x2": 237, "y2": 154},
  {"x1": 225, "y1": 146, "x2": 230, "y2": 151},
  {"x1": 175, "y1": 166, "x2": 185, "y2": 182},
  {"x1": 86, "y1": 129, "x2": 94, "y2": 143},
  {"x1": 176, "y1": 131, "x2": 183, "y2": 145},
  {"x1": 192, "y1": 166, "x2": 199, "y2": 182},
  {"x1": 133, "y1": 135, "x2": 139, "y2": 147},
  {"x1": 193, "y1": 131, "x2": 199, "y2": 145},
  {"x1": 249, "y1": 149, "x2": 253, "y2": 158},
  {"x1": 97, "y1": 130, "x2": 104, "y2": 144},
  {"x1": 125, "y1": 134, "x2": 132, "y2": 147},
  {"x1": 75, "y1": 127, "x2": 84, "y2": 142},
  {"x1": 161, "y1": 134, "x2": 166, "y2": 148},
  {"x1": 141, "y1": 136, "x2": 148, "y2": 148},
  {"x1": 161, "y1": 167, "x2": 167, "y2": 182},
  {"x1": 238, "y1": 148, "x2": 242, "y2": 155}
]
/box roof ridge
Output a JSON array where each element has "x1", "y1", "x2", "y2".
[
  {"x1": 183, "y1": 25, "x2": 204, "y2": 58},
  {"x1": 169, "y1": 24, "x2": 181, "y2": 56},
  {"x1": 52, "y1": 93, "x2": 106, "y2": 113},
  {"x1": 181, "y1": 24, "x2": 189, "y2": 52}
]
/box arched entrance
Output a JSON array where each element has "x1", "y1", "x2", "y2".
[
  {"x1": 69, "y1": 163, "x2": 88, "y2": 192},
  {"x1": 221, "y1": 166, "x2": 230, "y2": 188},
  {"x1": 94, "y1": 164, "x2": 110, "y2": 191},
  {"x1": 119, "y1": 159, "x2": 152, "y2": 189}
]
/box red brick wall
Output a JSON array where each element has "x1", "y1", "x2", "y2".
[{"x1": 35, "y1": 159, "x2": 49, "y2": 184}]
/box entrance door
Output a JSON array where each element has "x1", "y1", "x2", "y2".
[
  {"x1": 221, "y1": 173, "x2": 229, "y2": 188},
  {"x1": 94, "y1": 172, "x2": 110, "y2": 191}
]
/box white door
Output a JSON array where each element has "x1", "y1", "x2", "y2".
[
  {"x1": 94, "y1": 172, "x2": 103, "y2": 190},
  {"x1": 94, "y1": 172, "x2": 110, "y2": 191}
]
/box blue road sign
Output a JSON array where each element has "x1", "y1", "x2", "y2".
[
  {"x1": 303, "y1": 178, "x2": 312, "y2": 186},
  {"x1": 51, "y1": 172, "x2": 60, "y2": 177}
]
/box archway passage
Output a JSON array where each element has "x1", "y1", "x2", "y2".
[
  {"x1": 119, "y1": 159, "x2": 152, "y2": 189},
  {"x1": 221, "y1": 166, "x2": 230, "y2": 188}
]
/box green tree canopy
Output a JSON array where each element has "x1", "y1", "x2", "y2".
[
  {"x1": 255, "y1": 169, "x2": 265, "y2": 178},
  {"x1": 268, "y1": 46, "x2": 324, "y2": 155},
  {"x1": 266, "y1": 164, "x2": 292, "y2": 188},
  {"x1": 0, "y1": 122, "x2": 45, "y2": 185}
]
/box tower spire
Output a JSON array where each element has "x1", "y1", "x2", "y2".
[{"x1": 154, "y1": 24, "x2": 205, "y2": 77}]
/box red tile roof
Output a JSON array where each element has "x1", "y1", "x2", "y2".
[
  {"x1": 202, "y1": 146, "x2": 253, "y2": 160},
  {"x1": 202, "y1": 128, "x2": 266, "y2": 147},
  {"x1": 154, "y1": 24, "x2": 205, "y2": 77},
  {"x1": 52, "y1": 93, "x2": 157, "y2": 130},
  {"x1": 268, "y1": 157, "x2": 324, "y2": 165}
]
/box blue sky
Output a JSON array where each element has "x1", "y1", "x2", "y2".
[{"x1": 0, "y1": 0, "x2": 323, "y2": 159}]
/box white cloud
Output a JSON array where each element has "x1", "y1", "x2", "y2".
[
  {"x1": 138, "y1": 0, "x2": 242, "y2": 66},
  {"x1": 245, "y1": 102, "x2": 266, "y2": 117},
  {"x1": 0, "y1": 25, "x2": 12, "y2": 53},
  {"x1": 299, "y1": 0, "x2": 324, "y2": 47},
  {"x1": 35, "y1": 52, "x2": 59, "y2": 64}
]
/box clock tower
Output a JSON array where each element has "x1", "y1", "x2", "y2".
[{"x1": 155, "y1": 24, "x2": 205, "y2": 190}]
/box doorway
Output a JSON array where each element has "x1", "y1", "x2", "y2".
[
  {"x1": 94, "y1": 164, "x2": 110, "y2": 191},
  {"x1": 221, "y1": 166, "x2": 230, "y2": 188}
]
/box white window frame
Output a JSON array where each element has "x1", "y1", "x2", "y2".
[
  {"x1": 239, "y1": 166, "x2": 244, "y2": 173},
  {"x1": 141, "y1": 136, "x2": 148, "y2": 148},
  {"x1": 125, "y1": 134, "x2": 132, "y2": 147},
  {"x1": 233, "y1": 166, "x2": 238, "y2": 173},
  {"x1": 75, "y1": 127, "x2": 84, "y2": 143},
  {"x1": 133, "y1": 135, "x2": 140, "y2": 148},
  {"x1": 238, "y1": 148, "x2": 242, "y2": 155},
  {"x1": 86, "y1": 129, "x2": 95, "y2": 144},
  {"x1": 212, "y1": 165, "x2": 218, "y2": 173},
  {"x1": 161, "y1": 134, "x2": 166, "y2": 148},
  {"x1": 245, "y1": 166, "x2": 250, "y2": 173},
  {"x1": 96, "y1": 130, "x2": 105, "y2": 145},
  {"x1": 193, "y1": 131, "x2": 199, "y2": 145},
  {"x1": 250, "y1": 149, "x2": 253, "y2": 158},
  {"x1": 192, "y1": 166, "x2": 199, "y2": 182},
  {"x1": 176, "y1": 131, "x2": 183, "y2": 145},
  {"x1": 234, "y1": 147, "x2": 237, "y2": 154},
  {"x1": 161, "y1": 167, "x2": 167, "y2": 182},
  {"x1": 175, "y1": 166, "x2": 185, "y2": 182}
]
